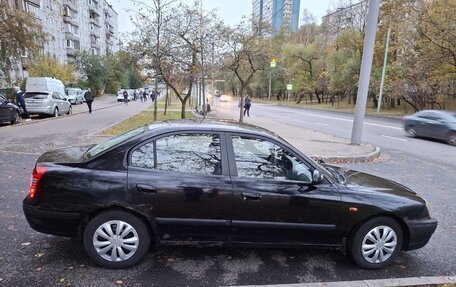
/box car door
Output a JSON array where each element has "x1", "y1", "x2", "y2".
[
  {"x1": 426, "y1": 113, "x2": 449, "y2": 140},
  {"x1": 227, "y1": 134, "x2": 341, "y2": 245},
  {"x1": 0, "y1": 95, "x2": 12, "y2": 122},
  {"x1": 127, "y1": 132, "x2": 233, "y2": 243},
  {"x1": 57, "y1": 92, "x2": 70, "y2": 113}
]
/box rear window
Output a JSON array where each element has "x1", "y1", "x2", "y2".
[
  {"x1": 24, "y1": 92, "x2": 49, "y2": 99},
  {"x1": 85, "y1": 126, "x2": 147, "y2": 159}
]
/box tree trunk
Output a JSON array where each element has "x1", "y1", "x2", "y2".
[
  {"x1": 181, "y1": 97, "x2": 188, "y2": 119},
  {"x1": 239, "y1": 86, "x2": 244, "y2": 123},
  {"x1": 164, "y1": 85, "x2": 169, "y2": 116}
]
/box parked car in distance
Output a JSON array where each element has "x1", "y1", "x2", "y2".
[
  {"x1": 403, "y1": 110, "x2": 456, "y2": 146},
  {"x1": 66, "y1": 88, "x2": 84, "y2": 104},
  {"x1": 220, "y1": 94, "x2": 231, "y2": 102},
  {"x1": 24, "y1": 91, "x2": 72, "y2": 117},
  {"x1": 0, "y1": 93, "x2": 21, "y2": 125},
  {"x1": 214, "y1": 90, "x2": 221, "y2": 97},
  {"x1": 23, "y1": 120, "x2": 437, "y2": 269},
  {"x1": 117, "y1": 89, "x2": 134, "y2": 102}
]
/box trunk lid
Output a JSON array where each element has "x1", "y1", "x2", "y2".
[{"x1": 37, "y1": 145, "x2": 96, "y2": 164}]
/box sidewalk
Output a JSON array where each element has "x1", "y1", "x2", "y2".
[{"x1": 204, "y1": 103, "x2": 380, "y2": 163}]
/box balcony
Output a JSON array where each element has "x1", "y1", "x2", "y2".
[
  {"x1": 63, "y1": 0, "x2": 78, "y2": 12},
  {"x1": 66, "y1": 48, "x2": 77, "y2": 56},
  {"x1": 63, "y1": 15, "x2": 79, "y2": 26},
  {"x1": 89, "y1": 17, "x2": 99, "y2": 25},
  {"x1": 90, "y1": 29, "x2": 100, "y2": 37},
  {"x1": 91, "y1": 41, "x2": 100, "y2": 49},
  {"x1": 65, "y1": 32, "x2": 80, "y2": 41}
]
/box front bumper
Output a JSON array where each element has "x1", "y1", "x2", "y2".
[
  {"x1": 23, "y1": 204, "x2": 81, "y2": 238},
  {"x1": 405, "y1": 217, "x2": 438, "y2": 251}
]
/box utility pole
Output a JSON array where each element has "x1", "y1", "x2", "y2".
[
  {"x1": 377, "y1": 26, "x2": 391, "y2": 113},
  {"x1": 350, "y1": 0, "x2": 381, "y2": 145},
  {"x1": 199, "y1": 0, "x2": 206, "y2": 118},
  {"x1": 268, "y1": 59, "x2": 276, "y2": 101}
]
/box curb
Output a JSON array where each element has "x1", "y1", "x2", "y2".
[
  {"x1": 5, "y1": 102, "x2": 121, "y2": 128},
  {"x1": 310, "y1": 146, "x2": 381, "y2": 163},
  {"x1": 235, "y1": 275, "x2": 456, "y2": 287}
]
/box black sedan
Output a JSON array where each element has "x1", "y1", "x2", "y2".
[
  {"x1": 23, "y1": 120, "x2": 437, "y2": 269},
  {"x1": 0, "y1": 93, "x2": 21, "y2": 125},
  {"x1": 403, "y1": 110, "x2": 456, "y2": 146}
]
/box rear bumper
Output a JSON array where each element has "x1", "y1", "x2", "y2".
[
  {"x1": 23, "y1": 204, "x2": 81, "y2": 238},
  {"x1": 26, "y1": 106, "x2": 53, "y2": 115},
  {"x1": 405, "y1": 217, "x2": 438, "y2": 251}
]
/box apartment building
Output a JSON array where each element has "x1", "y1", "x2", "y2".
[
  {"x1": 13, "y1": 0, "x2": 119, "y2": 65},
  {"x1": 252, "y1": 0, "x2": 300, "y2": 34}
]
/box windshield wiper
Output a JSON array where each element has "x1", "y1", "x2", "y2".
[{"x1": 324, "y1": 166, "x2": 346, "y2": 184}]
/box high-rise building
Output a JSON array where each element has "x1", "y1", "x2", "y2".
[
  {"x1": 11, "y1": 0, "x2": 119, "y2": 65},
  {"x1": 252, "y1": 0, "x2": 300, "y2": 34}
]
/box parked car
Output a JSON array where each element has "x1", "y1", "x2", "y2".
[
  {"x1": 403, "y1": 110, "x2": 456, "y2": 146},
  {"x1": 0, "y1": 93, "x2": 21, "y2": 125},
  {"x1": 23, "y1": 120, "x2": 437, "y2": 269},
  {"x1": 117, "y1": 89, "x2": 134, "y2": 102},
  {"x1": 66, "y1": 88, "x2": 84, "y2": 104},
  {"x1": 24, "y1": 91, "x2": 72, "y2": 117},
  {"x1": 80, "y1": 90, "x2": 88, "y2": 102}
]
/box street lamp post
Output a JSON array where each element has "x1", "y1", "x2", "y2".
[{"x1": 268, "y1": 59, "x2": 276, "y2": 101}]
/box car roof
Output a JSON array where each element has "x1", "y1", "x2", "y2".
[{"x1": 146, "y1": 119, "x2": 280, "y2": 139}]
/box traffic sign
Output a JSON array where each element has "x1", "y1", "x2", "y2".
[
  {"x1": 287, "y1": 84, "x2": 293, "y2": 90},
  {"x1": 271, "y1": 59, "x2": 276, "y2": 68}
]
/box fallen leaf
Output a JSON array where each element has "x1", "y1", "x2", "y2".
[
  {"x1": 21, "y1": 242, "x2": 31, "y2": 246},
  {"x1": 79, "y1": 264, "x2": 85, "y2": 268},
  {"x1": 289, "y1": 256, "x2": 295, "y2": 259},
  {"x1": 35, "y1": 267, "x2": 42, "y2": 272},
  {"x1": 166, "y1": 258, "x2": 175, "y2": 262},
  {"x1": 34, "y1": 253, "x2": 45, "y2": 258},
  {"x1": 68, "y1": 266, "x2": 74, "y2": 270},
  {"x1": 60, "y1": 278, "x2": 65, "y2": 283},
  {"x1": 227, "y1": 256, "x2": 232, "y2": 260},
  {"x1": 116, "y1": 280, "x2": 123, "y2": 285}
]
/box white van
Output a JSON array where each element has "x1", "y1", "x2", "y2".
[{"x1": 26, "y1": 77, "x2": 65, "y2": 96}]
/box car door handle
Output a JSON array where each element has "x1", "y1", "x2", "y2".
[
  {"x1": 136, "y1": 184, "x2": 156, "y2": 193},
  {"x1": 241, "y1": 192, "x2": 262, "y2": 200}
]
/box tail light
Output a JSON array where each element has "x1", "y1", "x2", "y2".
[{"x1": 29, "y1": 165, "x2": 47, "y2": 199}]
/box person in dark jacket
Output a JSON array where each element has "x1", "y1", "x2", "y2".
[
  {"x1": 16, "y1": 89, "x2": 30, "y2": 120},
  {"x1": 123, "y1": 89, "x2": 129, "y2": 105},
  {"x1": 244, "y1": 96, "x2": 252, "y2": 117},
  {"x1": 84, "y1": 88, "x2": 95, "y2": 113}
]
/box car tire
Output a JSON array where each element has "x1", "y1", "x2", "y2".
[
  {"x1": 53, "y1": 108, "x2": 59, "y2": 117},
  {"x1": 447, "y1": 132, "x2": 456, "y2": 146},
  {"x1": 67, "y1": 105, "x2": 72, "y2": 115},
  {"x1": 350, "y1": 216, "x2": 403, "y2": 269},
  {"x1": 83, "y1": 210, "x2": 151, "y2": 269},
  {"x1": 11, "y1": 110, "x2": 20, "y2": 125},
  {"x1": 406, "y1": 126, "x2": 416, "y2": 138}
]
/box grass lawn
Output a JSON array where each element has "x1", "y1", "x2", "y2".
[
  {"x1": 254, "y1": 98, "x2": 414, "y2": 118},
  {"x1": 102, "y1": 107, "x2": 192, "y2": 136}
]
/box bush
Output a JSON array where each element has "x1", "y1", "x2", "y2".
[{"x1": 105, "y1": 81, "x2": 121, "y2": 94}]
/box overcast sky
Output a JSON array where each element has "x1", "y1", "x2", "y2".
[{"x1": 109, "y1": 0, "x2": 335, "y2": 34}]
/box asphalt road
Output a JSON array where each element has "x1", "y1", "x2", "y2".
[{"x1": 0, "y1": 100, "x2": 455, "y2": 286}]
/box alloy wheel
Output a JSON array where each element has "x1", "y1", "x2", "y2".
[
  {"x1": 448, "y1": 133, "x2": 456, "y2": 146},
  {"x1": 92, "y1": 220, "x2": 139, "y2": 262},
  {"x1": 361, "y1": 225, "x2": 397, "y2": 264},
  {"x1": 407, "y1": 127, "x2": 416, "y2": 137}
]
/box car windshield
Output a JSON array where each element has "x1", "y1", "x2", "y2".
[
  {"x1": 24, "y1": 92, "x2": 49, "y2": 99},
  {"x1": 67, "y1": 89, "x2": 78, "y2": 95},
  {"x1": 85, "y1": 126, "x2": 147, "y2": 159}
]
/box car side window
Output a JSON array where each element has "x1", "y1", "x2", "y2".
[
  {"x1": 52, "y1": 92, "x2": 59, "y2": 100},
  {"x1": 231, "y1": 136, "x2": 312, "y2": 182},
  {"x1": 131, "y1": 133, "x2": 222, "y2": 176}
]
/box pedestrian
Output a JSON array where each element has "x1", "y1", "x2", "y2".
[
  {"x1": 15, "y1": 87, "x2": 31, "y2": 121},
  {"x1": 151, "y1": 90, "x2": 156, "y2": 102},
  {"x1": 139, "y1": 90, "x2": 144, "y2": 103},
  {"x1": 244, "y1": 96, "x2": 252, "y2": 117},
  {"x1": 143, "y1": 91, "x2": 148, "y2": 102},
  {"x1": 84, "y1": 88, "x2": 95, "y2": 114},
  {"x1": 133, "y1": 90, "x2": 138, "y2": 101},
  {"x1": 123, "y1": 89, "x2": 129, "y2": 105}
]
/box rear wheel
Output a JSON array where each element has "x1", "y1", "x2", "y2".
[
  {"x1": 53, "y1": 108, "x2": 59, "y2": 117},
  {"x1": 67, "y1": 105, "x2": 72, "y2": 115},
  {"x1": 11, "y1": 111, "x2": 20, "y2": 125},
  {"x1": 83, "y1": 210, "x2": 151, "y2": 269},
  {"x1": 350, "y1": 217, "x2": 403, "y2": 269},
  {"x1": 447, "y1": 132, "x2": 456, "y2": 146},
  {"x1": 405, "y1": 126, "x2": 416, "y2": 138}
]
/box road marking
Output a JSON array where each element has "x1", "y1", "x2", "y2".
[
  {"x1": 258, "y1": 105, "x2": 402, "y2": 130},
  {"x1": 380, "y1": 135, "x2": 408, "y2": 142},
  {"x1": 316, "y1": 122, "x2": 329, "y2": 126},
  {"x1": 0, "y1": 150, "x2": 40, "y2": 155}
]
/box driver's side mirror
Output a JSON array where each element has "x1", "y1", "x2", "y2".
[{"x1": 312, "y1": 169, "x2": 324, "y2": 184}]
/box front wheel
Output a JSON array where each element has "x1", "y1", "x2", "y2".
[
  {"x1": 447, "y1": 132, "x2": 456, "y2": 146},
  {"x1": 67, "y1": 105, "x2": 72, "y2": 115},
  {"x1": 405, "y1": 126, "x2": 416, "y2": 138},
  {"x1": 350, "y1": 217, "x2": 403, "y2": 269},
  {"x1": 83, "y1": 211, "x2": 151, "y2": 269}
]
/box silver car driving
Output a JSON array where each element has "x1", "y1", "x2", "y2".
[{"x1": 24, "y1": 91, "x2": 72, "y2": 117}]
